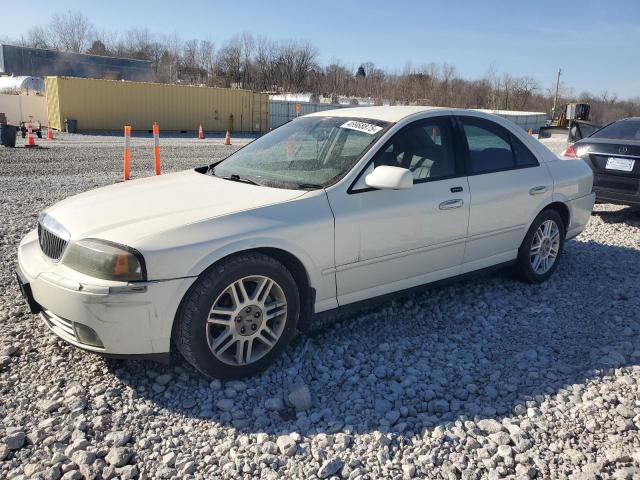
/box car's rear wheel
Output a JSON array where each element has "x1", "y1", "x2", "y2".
[
  {"x1": 176, "y1": 252, "x2": 299, "y2": 379},
  {"x1": 516, "y1": 209, "x2": 565, "y2": 283}
]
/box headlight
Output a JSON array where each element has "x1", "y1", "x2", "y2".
[{"x1": 63, "y1": 239, "x2": 146, "y2": 282}]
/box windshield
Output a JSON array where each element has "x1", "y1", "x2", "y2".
[
  {"x1": 591, "y1": 120, "x2": 640, "y2": 141},
  {"x1": 213, "y1": 116, "x2": 390, "y2": 189}
]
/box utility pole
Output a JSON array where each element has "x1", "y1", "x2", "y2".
[{"x1": 552, "y1": 68, "x2": 562, "y2": 119}]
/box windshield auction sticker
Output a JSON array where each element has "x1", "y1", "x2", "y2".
[{"x1": 340, "y1": 120, "x2": 383, "y2": 135}]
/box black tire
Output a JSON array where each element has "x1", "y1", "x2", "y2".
[
  {"x1": 516, "y1": 209, "x2": 565, "y2": 284},
  {"x1": 175, "y1": 252, "x2": 300, "y2": 379}
]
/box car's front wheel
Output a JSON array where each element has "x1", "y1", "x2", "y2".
[
  {"x1": 516, "y1": 209, "x2": 565, "y2": 283},
  {"x1": 175, "y1": 252, "x2": 300, "y2": 379}
]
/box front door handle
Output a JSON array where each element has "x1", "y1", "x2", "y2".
[
  {"x1": 529, "y1": 186, "x2": 548, "y2": 195},
  {"x1": 439, "y1": 199, "x2": 464, "y2": 210}
]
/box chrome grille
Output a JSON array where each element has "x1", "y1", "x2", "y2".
[{"x1": 38, "y1": 220, "x2": 69, "y2": 260}]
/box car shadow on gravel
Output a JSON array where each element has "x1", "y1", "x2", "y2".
[
  {"x1": 105, "y1": 238, "x2": 640, "y2": 439},
  {"x1": 592, "y1": 205, "x2": 640, "y2": 225}
]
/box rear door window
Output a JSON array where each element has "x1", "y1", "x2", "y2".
[
  {"x1": 460, "y1": 118, "x2": 514, "y2": 174},
  {"x1": 459, "y1": 117, "x2": 538, "y2": 173}
]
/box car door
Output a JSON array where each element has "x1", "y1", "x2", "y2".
[
  {"x1": 327, "y1": 115, "x2": 471, "y2": 306},
  {"x1": 456, "y1": 115, "x2": 553, "y2": 272}
]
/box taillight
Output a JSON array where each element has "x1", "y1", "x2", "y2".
[{"x1": 563, "y1": 145, "x2": 577, "y2": 158}]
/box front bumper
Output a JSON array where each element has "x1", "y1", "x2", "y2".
[{"x1": 17, "y1": 229, "x2": 196, "y2": 355}]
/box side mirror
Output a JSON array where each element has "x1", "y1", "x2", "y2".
[{"x1": 365, "y1": 165, "x2": 413, "y2": 190}]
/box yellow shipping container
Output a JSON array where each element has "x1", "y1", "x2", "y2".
[{"x1": 45, "y1": 76, "x2": 269, "y2": 133}]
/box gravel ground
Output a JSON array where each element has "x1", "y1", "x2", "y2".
[
  {"x1": 1, "y1": 134, "x2": 640, "y2": 480},
  {"x1": 536, "y1": 136, "x2": 569, "y2": 156}
]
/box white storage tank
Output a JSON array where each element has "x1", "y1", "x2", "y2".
[{"x1": 0, "y1": 76, "x2": 45, "y2": 95}]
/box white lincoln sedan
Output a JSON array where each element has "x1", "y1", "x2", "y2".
[{"x1": 17, "y1": 107, "x2": 595, "y2": 378}]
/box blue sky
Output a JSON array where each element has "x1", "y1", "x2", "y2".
[{"x1": 2, "y1": 0, "x2": 639, "y2": 98}]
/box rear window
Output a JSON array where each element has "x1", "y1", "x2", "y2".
[
  {"x1": 578, "y1": 123, "x2": 601, "y2": 138},
  {"x1": 592, "y1": 120, "x2": 640, "y2": 141}
]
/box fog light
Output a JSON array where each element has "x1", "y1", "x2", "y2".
[{"x1": 73, "y1": 323, "x2": 104, "y2": 348}]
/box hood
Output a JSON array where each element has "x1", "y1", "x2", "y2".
[{"x1": 45, "y1": 170, "x2": 307, "y2": 245}]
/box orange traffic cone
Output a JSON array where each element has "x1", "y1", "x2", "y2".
[
  {"x1": 198, "y1": 124, "x2": 205, "y2": 140},
  {"x1": 47, "y1": 125, "x2": 54, "y2": 140},
  {"x1": 25, "y1": 123, "x2": 37, "y2": 148},
  {"x1": 224, "y1": 130, "x2": 232, "y2": 146}
]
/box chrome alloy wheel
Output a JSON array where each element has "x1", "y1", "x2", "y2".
[
  {"x1": 206, "y1": 275, "x2": 287, "y2": 366},
  {"x1": 530, "y1": 219, "x2": 560, "y2": 275}
]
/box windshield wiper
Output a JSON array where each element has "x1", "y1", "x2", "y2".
[
  {"x1": 218, "y1": 173, "x2": 260, "y2": 186},
  {"x1": 297, "y1": 183, "x2": 324, "y2": 190}
]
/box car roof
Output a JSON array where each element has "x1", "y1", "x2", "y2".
[
  {"x1": 303, "y1": 105, "x2": 544, "y2": 124},
  {"x1": 303, "y1": 105, "x2": 449, "y2": 122}
]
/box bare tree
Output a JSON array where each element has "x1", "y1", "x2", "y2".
[
  {"x1": 240, "y1": 33, "x2": 255, "y2": 88},
  {"x1": 276, "y1": 40, "x2": 318, "y2": 92},
  {"x1": 255, "y1": 37, "x2": 279, "y2": 91},
  {"x1": 47, "y1": 11, "x2": 95, "y2": 53},
  {"x1": 198, "y1": 40, "x2": 216, "y2": 85},
  {"x1": 510, "y1": 76, "x2": 540, "y2": 110},
  {"x1": 180, "y1": 39, "x2": 206, "y2": 84},
  {"x1": 216, "y1": 36, "x2": 243, "y2": 87},
  {"x1": 24, "y1": 26, "x2": 51, "y2": 49},
  {"x1": 5, "y1": 10, "x2": 640, "y2": 121}
]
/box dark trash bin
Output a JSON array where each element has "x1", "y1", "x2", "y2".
[
  {"x1": 1, "y1": 124, "x2": 18, "y2": 148},
  {"x1": 64, "y1": 119, "x2": 78, "y2": 134}
]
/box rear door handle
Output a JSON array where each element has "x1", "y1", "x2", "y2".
[
  {"x1": 439, "y1": 199, "x2": 464, "y2": 210},
  {"x1": 529, "y1": 186, "x2": 548, "y2": 195}
]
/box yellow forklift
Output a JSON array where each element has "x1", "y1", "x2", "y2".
[{"x1": 538, "y1": 103, "x2": 601, "y2": 143}]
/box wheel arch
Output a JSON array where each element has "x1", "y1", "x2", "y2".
[
  {"x1": 542, "y1": 201, "x2": 570, "y2": 232},
  {"x1": 254, "y1": 247, "x2": 315, "y2": 332},
  {"x1": 525, "y1": 198, "x2": 570, "y2": 235},
  {"x1": 172, "y1": 246, "x2": 316, "y2": 347}
]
